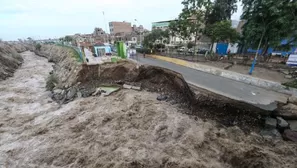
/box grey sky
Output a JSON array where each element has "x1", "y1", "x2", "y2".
[{"x1": 0, "y1": 0, "x2": 242, "y2": 41}]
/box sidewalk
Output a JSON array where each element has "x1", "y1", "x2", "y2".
[{"x1": 148, "y1": 54, "x2": 297, "y2": 96}]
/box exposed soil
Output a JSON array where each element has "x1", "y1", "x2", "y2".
[
  {"x1": 1, "y1": 51, "x2": 297, "y2": 167},
  {"x1": 0, "y1": 42, "x2": 23, "y2": 80}
]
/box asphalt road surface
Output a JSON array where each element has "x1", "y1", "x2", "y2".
[{"x1": 132, "y1": 56, "x2": 288, "y2": 111}]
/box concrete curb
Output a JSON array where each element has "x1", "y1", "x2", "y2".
[{"x1": 148, "y1": 54, "x2": 297, "y2": 96}]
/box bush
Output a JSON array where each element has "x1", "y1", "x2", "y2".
[
  {"x1": 283, "y1": 79, "x2": 297, "y2": 89},
  {"x1": 35, "y1": 43, "x2": 42, "y2": 51},
  {"x1": 46, "y1": 74, "x2": 58, "y2": 91},
  {"x1": 187, "y1": 42, "x2": 195, "y2": 49},
  {"x1": 136, "y1": 48, "x2": 152, "y2": 54}
]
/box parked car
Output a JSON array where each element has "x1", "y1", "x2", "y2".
[
  {"x1": 188, "y1": 48, "x2": 196, "y2": 54},
  {"x1": 177, "y1": 47, "x2": 186, "y2": 52},
  {"x1": 197, "y1": 48, "x2": 209, "y2": 55}
]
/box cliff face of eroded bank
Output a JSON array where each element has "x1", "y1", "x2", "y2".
[{"x1": 0, "y1": 42, "x2": 30, "y2": 81}]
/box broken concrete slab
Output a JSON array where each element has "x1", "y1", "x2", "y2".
[
  {"x1": 265, "y1": 117, "x2": 277, "y2": 129},
  {"x1": 276, "y1": 103, "x2": 297, "y2": 120},
  {"x1": 53, "y1": 89, "x2": 63, "y2": 94},
  {"x1": 123, "y1": 84, "x2": 132, "y2": 89},
  {"x1": 100, "y1": 86, "x2": 120, "y2": 96},
  {"x1": 283, "y1": 129, "x2": 297, "y2": 142},
  {"x1": 281, "y1": 70, "x2": 290, "y2": 75},
  {"x1": 131, "y1": 86, "x2": 141, "y2": 91},
  {"x1": 277, "y1": 117, "x2": 289, "y2": 129},
  {"x1": 285, "y1": 75, "x2": 293, "y2": 79},
  {"x1": 288, "y1": 120, "x2": 297, "y2": 131},
  {"x1": 66, "y1": 87, "x2": 77, "y2": 100},
  {"x1": 77, "y1": 91, "x2": 82, "y2": 98},
  {"x1": 123, "y1": 83, "x2": 142, "y2": 91},
  {"x1": 92, "y1": 88, "x2": 102, "y2": 96},
  {"x1": 260, "y1": 129, "x2": 282, "y2": 139}
]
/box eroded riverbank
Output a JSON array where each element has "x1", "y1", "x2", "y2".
[{"x1": 0, "y1": 51, "x2": 297, "y2": 168}]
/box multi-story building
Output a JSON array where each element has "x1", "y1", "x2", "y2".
[
  {"x1": 152, "y1": 20, "x2": 189, "y2": 45},
  {"x1": 109, "y1": 21, "x2": 132, "y2": 35},
  {"x1": 93, "y1": 27, "x2": 106, "y2": 36},
  {"x1": 152, "y1": 19, "x2": 212, "y2": 46},
  {"x1": 152, "y1": 20, "x2": 172, "y2": 31}
]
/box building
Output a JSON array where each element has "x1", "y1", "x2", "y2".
[
  {"x1": 152, "y1": 20, "x2": 172, "y2": 31},
  {"x1": 108, "y1": 22, "x2": 149, "y2": 44},
  {"x1": 93, "y1": 28, "x2": 106, "y2": 36},
  {"x1": 152, "y1": 20, "x2": 193, "y2": 45},
  {"x1": 109, "y1": 21, "x2": 132, "y2": 35}
]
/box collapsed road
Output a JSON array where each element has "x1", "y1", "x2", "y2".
[
  {"x1": 133, "y1": 56, "x2": 289, "y2": 111},
  {"x1": 1, "y1": 45, "x2": 297, "y2": 167}
]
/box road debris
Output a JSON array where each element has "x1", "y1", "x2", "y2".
[
  {"x1": 265, "y1": 117, "x2": 277, "y2": 129},
  {"x1": 157, "y1": 95, "x2": 168, "y2": 101},
  {"x1": 283, "y1": 129, "x2": 297, "y2": 142},
  {"x1": 276, "y1": 117, "x2": 289, "y2": 129}
]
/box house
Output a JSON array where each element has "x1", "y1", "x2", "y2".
[
  {"x1": 152, "y1": 20, "x2": 209, "y2": 45},
  {"x1": 109, "y1": 21, "x2": 132, "y2": 35},
  {"x1": 93, "y1": 43, "x2": 112, "y2": 57}
]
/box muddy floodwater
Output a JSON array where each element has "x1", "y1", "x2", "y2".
[{"x1": 0, "y1": 52, "x2": 296, "y2": 168}]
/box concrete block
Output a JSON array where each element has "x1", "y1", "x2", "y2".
[
  {"x1": 123, "y1": 84, "x2": 132, "y2": 89},
  {"x1": 265, "y1": 117, "x2": 277, "y2": 129},
  {"x1": 276, "y1": 117, "x2": 289, "y2": 128},
  {"x1": 288, "y1": 120, "x2": 297, "y2": 131}
]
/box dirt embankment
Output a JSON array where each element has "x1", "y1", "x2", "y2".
[
  {"x1": 0, "y1": 42, "x2": 30, "y2": 80},
  {"x1": 35, "y1": 45, "x2": 82, "y2": 89},
  {"x1": 34, "y1": 45, "x2": 266, "y2": 132}
]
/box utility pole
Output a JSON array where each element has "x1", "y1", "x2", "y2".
[
  {"x1": 103, "y1": 11, "x2": 108, "y2": 44},
  {"x1": 135, "y1": 19, "x2": 142, "y2": 45}
]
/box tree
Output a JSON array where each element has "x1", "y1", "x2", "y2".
[
  {"x1": 35, "y1": 43, "x2": 42, "y2": 51},
  {"x1": 206, "y1": 0, "x2": 238, "y2": 25},
  {"x1": 241, "y1": 0, "x2": 297, "y2": 55},
  {"x1": 169, "y1": 0, "x2": 212, "y2": 58},
  {"x1": 143, "y1": 29, "x2": 169, "y2": 49},
  {"x1": 205, "y1": 20, "x2": 239, "y2": 49},
  {"x1": 64, "y1": 36, "x2": 73, "y2": 42},
  {"x1": 241, "y1": 0, "x2": 297, "y2": 74},
  {"x1": 187, "y1": 42, "x2": 195, "y2": 49}
]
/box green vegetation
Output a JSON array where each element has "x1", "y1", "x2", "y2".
[
  {"x1": 283, "y1": 80, "x2": 297, "y2": 89},
  {"x1": 35, "y1": 43, "x2": 42, "y2": 51},
  {"x1": 46, "y1": 73, "x2": 58, "y2": 91},
  {"x1": 64, "y1": 36, "x2": 73, "y2": 42},
  {"x1": 205, "y1": 20, "x2": 239, "y2": 47},
  {"x1": 136, "y1": 48, "x2": 153, "y2": 54},
  {"x1": 187, "y1": 42, "x2": 195, "y2": 49},
  {"x1": 167, "y1": 0, "x2": 239, "y2": 54},
  {"x1": 143, "y1": 29, "x2": 169, "y2": 49},
  {"x1": 56, "y1": 44, "x2": 82, "y2": 62},
  {"x1": 169, "y1": 0, "x2": 207, "y2": 46},
  {"x1": 241, "y1": 0, "x2": 297, "y2": 55},
  {"x1": 206, "y1": 0, "x2": 238, "y2": 24},
  {"x1": 69, "y1": 48, "x2": 82, "y2": 62}
]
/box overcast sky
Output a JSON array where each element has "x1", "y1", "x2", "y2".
[{"x1": 0, "y1": 0, "x2": 243, "y2": 41}]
